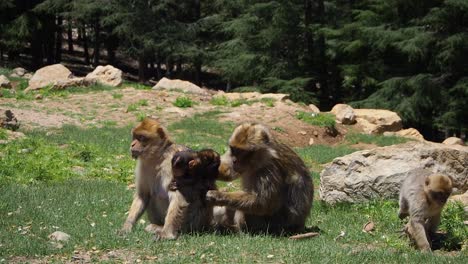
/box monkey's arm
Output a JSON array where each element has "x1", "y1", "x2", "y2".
[
  {"x1": 427, "y1": 212, "x2": 441, "y2": 235},
  {"x1": 156, "y1": 192, "x2": 189, "y2": 240},
  {"x1": 120, "y1": 193, "x2": 149, "y2": 234},
  {"x1": 206, "y1": 190, "x2": 278, "y2": 215}
]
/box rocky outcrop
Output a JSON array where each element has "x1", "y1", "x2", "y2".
[
  {"x1": 0, "y1": 75, "x2": 11, "y2": 88},
  {"x1": 12, "y1": 67, "x2": 26, "y2": 77},
  {"x1": 25, "y1": 64, "x2": 73, "y2": 91},
  {"x1": 153, "y1": 77, "x2": 206, "y2": 95},
  {"x1": 319, "y1": 141, "x2": 468, "y2": 204},
  {"x1": 331, "y1": 104, "x2": 356, "y2": 125},
  {"x1": 383, "y1": 128, "x2": 425, "y2": 141},
  {"x1": 85, "y1": 65, "x2": 123, "y2": 87},
  {"x1": 308, "y1": 104, "x2": 320, "y2": 113},
  {"x1": 443, "y1": 137, "x2": 465, "y2": 146},
  {"x1": 354, "y1": 108, "x2": 403, "y2": 134}
]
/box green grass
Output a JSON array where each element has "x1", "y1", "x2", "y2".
[
  {"x1": 173, "y1": 96, "x2": 194, "y2": 108},
  {"x1": 0, "y1": 125, "x2": 134, "y2": 185},
  {"x1": 0, "y1": 128, "x2": 7, "y2": 140},
  {"x1": 260, "y1": 97, "x2": 276, "y2": 107},
  {"x1": 168, "y1": 111, "x2": 235, "y2": 153},
  {"x1": 296, "y1": 111, "x2": 336, "y2": 128},
  {"x1": 0, "y1": 180, "x2": 466, "y2": 262},
  {"x1": 112, "y1": 92, "x2": 124, "y2": 99},
  {"x1": 122, "y1": 81, "x2": 152, "y2": 90},
  {"x1": 296, "y1": 144, "x2": 357, "y2": 165},
  {"x1": 346, "y1": 133, "x2": 411, "y2": 147}
]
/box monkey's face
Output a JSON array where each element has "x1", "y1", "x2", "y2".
[
  {"x1": 130, "y1": 118, "x2": 167, "y2": 159},
  {"x1": 425, "y1": 174, "x2": 453, "y2": 205},
  {"x1": 229, "y1": 146, "x2": 255, "y2": 173}
]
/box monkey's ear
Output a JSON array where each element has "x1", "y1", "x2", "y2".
[
  {"x1": 188, "y1": 159, "x2": 200, "y2": 169},
  {"x1": 425, "y1": 177, "x2": 431, "y2": 186},
  {"x1": 157, "y1": 127, "x2": 167, "y2": 140}
]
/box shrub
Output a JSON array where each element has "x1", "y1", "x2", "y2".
[
  {"x1": 210, "y1": 96, "x2": 230, "y2": 106},
  {"x1": 173, "y1": 96, "x2": 194, "y2": 108}
]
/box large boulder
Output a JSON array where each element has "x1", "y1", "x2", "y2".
[
  {"x1": 330, "y1": 104, "x2": 356, "y2": 125},
  {"x1": 85, "y1": 65, "x2": 122, "y2": 87},
  {"x1": 0, "y1": 75, "x2": 11, "y2": 88},
  {"x1": 354, "y1": 109, "x2": 403, "y2": 134},
  {"x1": 153, "y1": 77, "x2": 206, "y2": 95},
  {"x1": 319, "y1": 141, "x2": 468, "y2": 204},
  {"x1": 25, "y1": 64, "x2": 73, "y2": 91},
  {"x1": 443, "y1": 137, "x2": 464, "y2": 146},
  {"x1": 12, "y1": 67, "x2": 26, "y2": 77},
  {"x1": 383, "y1": 128, "x2": 425, "y2": 141}
]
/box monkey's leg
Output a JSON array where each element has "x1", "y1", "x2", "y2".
[
  {"x1": 120, "y1": 194, "x2": 148, "y2": 234},
  {"x1": 398, "y1": 197, "x2": 409, "y2": 219},
  {"x1": 155, "y1": 192, "x2": 189, "y2": 240},
  {"x1": 409, "y1": 218, "x2": 431, "y2": 252},
  {"x1": 206, "y1": 191, "x2": 277, "y2": 215}
]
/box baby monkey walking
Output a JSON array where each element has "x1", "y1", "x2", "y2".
[{"x1": 398, "y1": 170, "x2": 453, "y2": 252}]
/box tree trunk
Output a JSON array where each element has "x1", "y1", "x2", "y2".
[
  {"x1": 138, "y1": 54, "x2": 147, "y2": 82},
  {"x1": 316, "y1": 0, "x2": 329, "y2": 109},
  {"x1": 45, "y1": 16, "x2": 56, "y2": 64},
  {"x1": 31, "y1": 31, "x2": 43, "y2": 69},
  {"x1": 82, "y1": 26, "x2": 90, "y2": 65},
  {"x1": 67, "y1": 20, "x2": 73, "y2": 52},
  {"x1": 55, "y1": 15, "x2": 63, "y2": 62},
  {"x1": 93, "y1": 19, "x2": 100, "y2": 66},
  {"x1": 303, "y1": 0, "x2": 314, "y2": 74}
]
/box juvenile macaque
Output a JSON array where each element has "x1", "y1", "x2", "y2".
[
  {"x1": 154, "y1": 149, "x2": 220, "y2": 240},
  {"x1": 119, "y1": 117, "x2": 188, "y2": 235},
  {"x1": 399, "y1": 170, "x2": 453, "y2": 252},
  {"x1": 206, "y1": 123, "x2": 314, "y2": 234}
]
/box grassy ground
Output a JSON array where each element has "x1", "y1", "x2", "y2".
[{"x1": 0, "y1": 91, "x2": 466, "y2": 263}]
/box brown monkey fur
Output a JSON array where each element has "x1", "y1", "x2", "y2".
[
  {"x1": 206, "y1": 123, "x2": 314, "y2": 234},
  {"x1": 154, "y1": 149, "x2": 220, "y2": 240},
  {"x1": 398, "y1": 170, "x2": 453, "y2": 252},
  {"x1": 119, "y1": 117, "x2": 188, "y2": 235}
]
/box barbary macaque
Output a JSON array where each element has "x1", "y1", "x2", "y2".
[
  {"x1": 399, "y1": 170, "x2": 453, "y2": 252},
  {"x1": 206, "y1": 123, "x2": 314, "y2": 234},
  {"x1": 119, "y1": 117, "x2": 188, "y2": 235}
]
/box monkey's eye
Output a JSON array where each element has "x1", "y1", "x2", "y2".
[
  {"x1": 138, "y1": 135, "x2": 149, "y2": 142},
  {"x1": 230, "y1": 146, "x2": 244, "y2": 156}
]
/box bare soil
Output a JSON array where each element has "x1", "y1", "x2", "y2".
[{"x1": 0, "y1": 86, "x2": 361, "y2": 148}]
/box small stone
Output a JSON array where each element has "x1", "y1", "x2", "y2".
[
  {"x1": 35, "y1": 94, "x2": 43, "y2": 100},
  {"x1": 0, "y1": 75, "x2": 11, "y2": 88},
  {"x1": 267, "y1": 255, "x2": 274, "y2": 259},
  {"x1": 298, "y1": 131, "x2": 307, "y2": 135},
  {"x1": 48, "y1": 231, "x2": 70, "y2": 242},
  {"x1": 309, "y1": 138, "x2": 314, "y2": 145},
  {"x1": 313, "y1": 131, "x2": 319, "y2": 137}
]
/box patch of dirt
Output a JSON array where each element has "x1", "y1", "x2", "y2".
[{"x1": 0, "y1": 87, "x2": 364, "y2": 148}]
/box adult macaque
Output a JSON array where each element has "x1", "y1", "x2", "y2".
[
  {"x1": 206, "y1": 123, "x2": 314, "y2": 234},
  {"x1": 119, "y1": 117, "x2": 187, "y2": 235},
  {"x1": 399, "y1": 170, "x2": 453, "y2": 252}
]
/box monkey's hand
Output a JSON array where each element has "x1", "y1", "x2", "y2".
[
  {"x1": 168, "y1": 180, "x2": 178, "y2": 191},
  {"x1": 154, "y1": 229, "x2": 177, "y2": 241},
  {"x1": 206, "y1": 190, "x2": 226, "y2": 205},
  {"x1": 117, "y1": 223, "x2": 133, "y2": 236}
]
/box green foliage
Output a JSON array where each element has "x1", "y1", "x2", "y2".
[
  {"x1": 262, "y1": 77, "x2": 318, "y2": 105},
  {"x1": 260, "y1": 97, "x2": 275, "y2": 107},
  {"x1": 126, "y1": 103, "x2": 138, "y2": 112},
  {"x1": 440, "y1": 202, "x2": 468, "y2": 251},
  {"x1": 0, "y1": 128, "x2": 7, "y2": 140},
  {"x1": 296, "y1": 111, "x2": 336, "y2": 128},
  {"x1": 173, "y1": 96, "x2": 194, "y2": 108},
  {"x1": 112, "y1": 92, "x2": 123, "y2": 99},
  {"x1": 210, "y1": 95, "x2": 230, "y2": 106},
  {"x1": 346, "y1": 133, "x2": 411, "y2": 147}
]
